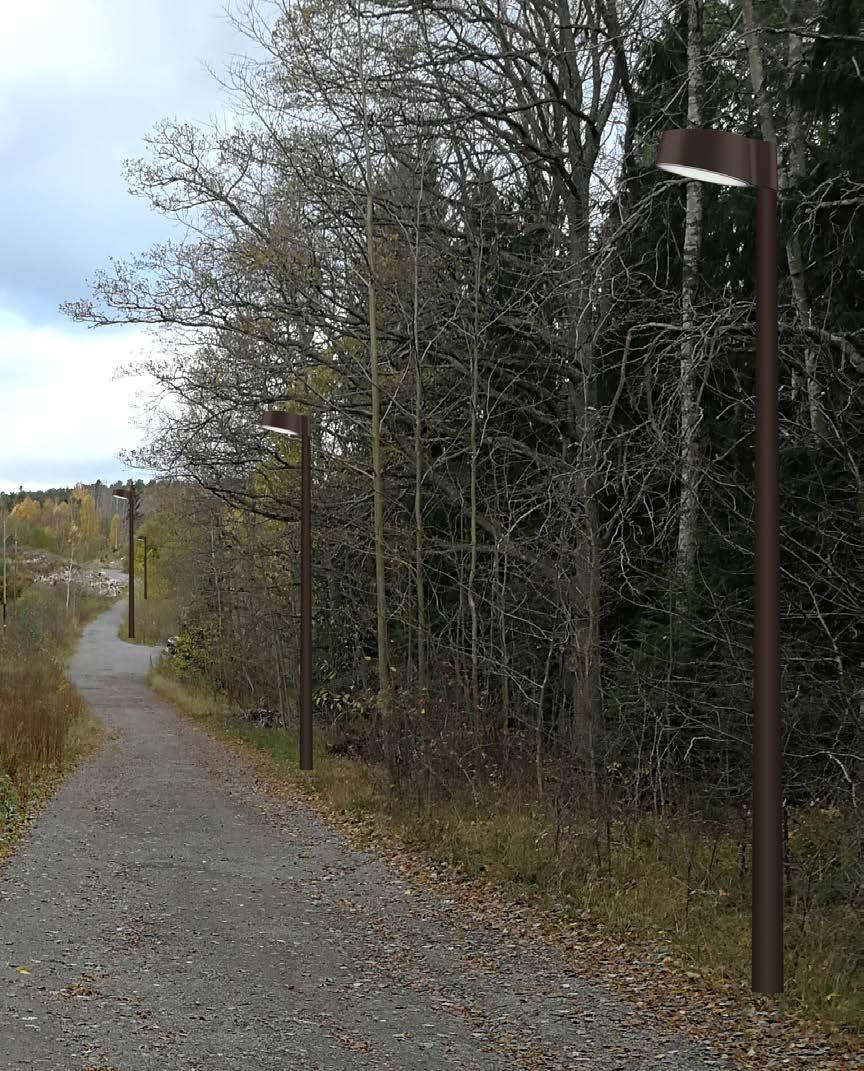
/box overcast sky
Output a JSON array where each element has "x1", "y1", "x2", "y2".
[{"x1": 0, "y1": 0, "x2": 253, "y2": 494}]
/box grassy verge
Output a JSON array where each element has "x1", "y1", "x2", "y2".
[
  {"x1": 150, "y1": 667, "x2": 862, "y2": 1049},
  {"x1": 0, "y1": 586, "x2": 111, "y2": 862},
  {"x1": 150, "y1": 671, "x2": 390, "y2": 815},
  {"x1": 118, "y1": 591, "x2": 176, "y2": 646}
]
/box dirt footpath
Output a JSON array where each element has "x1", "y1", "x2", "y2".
[{"x1": 0, "y1": 600, "x2": 724, "y2": 1070}]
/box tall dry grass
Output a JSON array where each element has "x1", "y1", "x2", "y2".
[
  {"x1": 0, "y1": 585, "x2": 107, "y2": 819},
  {"x1": 118, "y1": 591, "x2": 177, "y2": 646}
]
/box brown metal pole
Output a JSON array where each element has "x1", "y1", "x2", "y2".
[
  {"x1": 127, "y1": 482, "x2": 136, "y2": 640},
  {"x1": 299, "y1": 417, "x2": 313, "y2": 770},
  {"x1": 752, "y1": 183, "x2": 782, "y2": 994}
]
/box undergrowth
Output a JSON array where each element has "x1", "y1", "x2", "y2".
[
  {"x1": 150, "y1": 665, "x2": 863, "y2": 1044},
  {"x1": 0, "y1": 585, "x2": 109, "y2": 850},
  {"x1": 118, "y1": 591, "x2": 177, "y2": 646}
]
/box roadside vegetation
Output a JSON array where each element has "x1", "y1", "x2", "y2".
[
  {"x1": 55, "y1": 0, "x2": 863, "y2": 1056},
  {"x1": 114, "y1": 519, "x2": 175, "y2": 646},
  {"x1": 0, "y1": 580, "x2": 111, "y2": 859},
  {"x1": 118, "y1": 589, "x2": 175, "y2": 647},
  {"x1": 1, "y1": 484, "x2": 129, "y2": 564},
  {"x1": 149, "y1": 632, "x2": 862, "y2": 1042},
  {"x1": 128, "y1": 480, "x2": 862, "y2": 1041}
]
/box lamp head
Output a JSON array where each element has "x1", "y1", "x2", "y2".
[
  {"x1": 260, "y1": 409, "x2": 306, "y2": 437},
  {"x1": 112, "y1": 487, "x2": 128, "y2": 501},
  {"x1": 657, "y1": 128, "x2": 777, "y2": 190}
]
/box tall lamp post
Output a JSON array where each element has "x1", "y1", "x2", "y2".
[
  {"x1": 260, "y1": 409, "x2": 313, "y2": 771},
  {"x1": 137, "y1": 535, "x2": 149, "y2": 600},
  {"x1": 113, "y1": 482, "x2": 137, "y2": 640},
  {"x1": 656, "y1": 128, "x2": 781, "y2": 994}
]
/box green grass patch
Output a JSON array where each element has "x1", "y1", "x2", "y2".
[
  {"x1": 118, "y1": 591, "x2": 176, "y2": 646},
  {"x1": 149, "y1": 670, "x2": 389, "y2": 819},
  {"x1": 396, "y1": 800, "x2": 862, "y2": 1034}
]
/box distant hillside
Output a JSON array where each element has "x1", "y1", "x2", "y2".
[{"x1": 0, "y1": 479, "x2": 154, "y2": 567}]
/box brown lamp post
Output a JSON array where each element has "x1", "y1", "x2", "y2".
[
  {"x1": 656, "y1": 128, "x2": 782, "y2": 994},
  {"x1": 260, "y1": 409, "x2": 313, "y2": 771},
  {"x1": 113, "y1": 481, "x2": 136, "y2": 640},
  {"x1": 137, "y1": 535, "x2": 149, "y2": 600}
]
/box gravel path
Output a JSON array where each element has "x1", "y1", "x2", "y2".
[{"x1": 0, "y1": 601, "x2": 727, "y2": 1070}]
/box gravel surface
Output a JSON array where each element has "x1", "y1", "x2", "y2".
[{"x1": 0, "y1": 600, "x2": 727, "y2": 1070}]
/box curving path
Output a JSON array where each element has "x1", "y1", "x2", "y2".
[{"x1": 0, "y1": 601, "x2": 722, "y2": 1070}]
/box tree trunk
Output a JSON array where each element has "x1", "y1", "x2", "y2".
[
  {"x1": 412, "y1": 153, "x2": 428, "y2": 698},
  {"x1": 738, "y1": 0, "x2": 825, "y2": 438},
  {"x1": 566, "y1": 184, "x2": 602, "y2": 812},
  {"x1": 359, "y1": 12, "x2": 392, "y2": 718},
  {"x1": 676, "y1": 0, "x2": 705, "y2": 587},
  {"x1": 784, "y1": 0, "x2": 825, "y2": 439},
  {"x1": 468, "y1": 227, "x2": 482, "y2": 722}
]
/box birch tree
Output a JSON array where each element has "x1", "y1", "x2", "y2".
[{"x1": 675, "y1": 0, "x2": 705, "y2": 587}]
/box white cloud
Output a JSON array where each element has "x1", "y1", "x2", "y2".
[
  {"x1": 0, "y1": 306, "x2": 158, "y2": 491},
  {"x1": 0, "y1": 0, "x2": 237, "y2": 89},
  {"x1": 1, "y1": 1, "x2": 124, "y2": 85},
  {"x1": 0, "y1": 0, "x2": 258, "y2": 492}
]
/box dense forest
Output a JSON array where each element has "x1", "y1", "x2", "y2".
[{"x1": 60, "y1": 0, "x2": 861, "y2": 1027}]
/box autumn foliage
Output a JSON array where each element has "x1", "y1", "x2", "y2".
[{"x1": 0, "y1": 586, "x2": 95, "y2": 825}]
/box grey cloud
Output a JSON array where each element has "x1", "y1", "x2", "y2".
[
  {"x1": 0, "y1": 0, "x2": 252, "y2": 324},
  {"x1": 0, "y1": 456, "x2": 137, "y2": 493}
]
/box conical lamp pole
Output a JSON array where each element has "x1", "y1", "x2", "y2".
[
  {"x1": 656, "y1": 127, "x2": 782, "y2": 994},
  {"x1": 260, "y1": 410, "x2": 313, "y2": 771},
  {"x1": 113, "y1": 481, "x2": 136, "y2": 639}
]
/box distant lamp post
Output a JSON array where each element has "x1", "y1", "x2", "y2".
[
  {"x1": 260, "y1": 409, "x2": 313, "y2": 771},
  {"x1": 137, "y1": 535, "x2": 149, "y2": 600},
  {"x1": 113, "y1": 481, "x2": 137, "y2": 640},
  {"x1": 656, "y1": 127, "x2": 782, "y2": 995}
]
